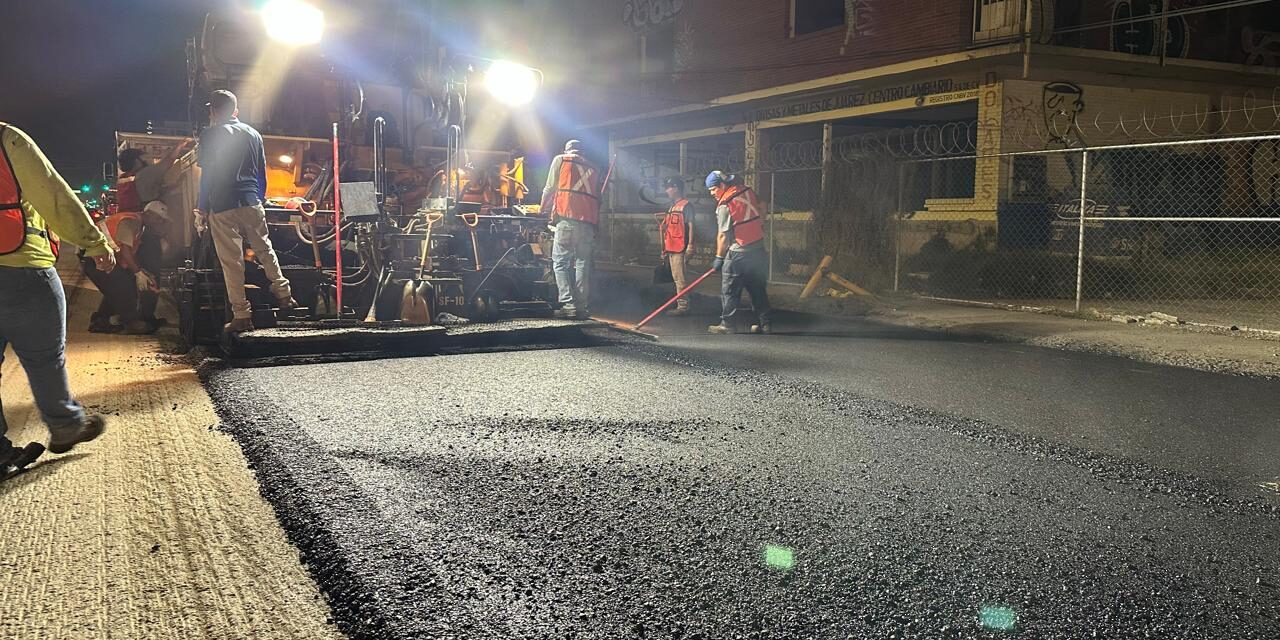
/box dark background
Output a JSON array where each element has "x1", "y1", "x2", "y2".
[{"x1": 0, "y1": 1, "x2": 217, "y2": 188}]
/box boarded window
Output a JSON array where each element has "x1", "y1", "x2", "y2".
[{"x1": 793, "y1": 0, "x2": 845, "y2": 36}]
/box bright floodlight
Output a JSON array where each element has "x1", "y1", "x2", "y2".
[
  {"x1": 261, "y1": 0, "x2": 325, "y2": 46},
  {"x1": 278, "y1": 154, "x2": 295, "y2": 165},
  {"x1": 484, "y1": 60, "x2": 539, "y2": 107}
]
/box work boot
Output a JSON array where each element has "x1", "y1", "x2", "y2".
[
  {"x1": 668, "y1": 305, "x2": 689, "y2": 317},
  {"x1": 224, "y1": 317, "x2": 254, "y2": 334},
  {"x1": 750, "y1": 322, "x2": 772, "y2": 335},
  {"x1": 276, "y1": 296, "x2": 299, "y2": 311},
  {"x1": 123, "y1": 319, "x2": 155, "y2": 335},
  {"x1": 554, "y1": 307, "x2": 587, "y2": 320},
  {"x1": 1, "y1": 442, "x2": 45, "y2": 482},
  {"x1": 48, "y1": 415, "x2": 106, "y2": 455},
  {"x1": 707, "y1": 323, "x2": 736, "y2": 335},
  {"x1": 88, "y1": 317, "x2": 120, "y2": 333}
]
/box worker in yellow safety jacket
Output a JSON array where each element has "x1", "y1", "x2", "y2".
[
  {"x1": 0, "y1": 123, "x2": 115, "y2": 482},
  {"x1": 541, "y1": 139, "x2": 601, "y2": 319}
]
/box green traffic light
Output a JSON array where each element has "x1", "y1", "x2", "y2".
[
  {"x1": 102, "y1": 184, "x2": 110, "y2": 191},
  {"x1": 80, "y1": 184, "x2": 91, "y2": 193}
]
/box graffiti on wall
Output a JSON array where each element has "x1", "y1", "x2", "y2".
[
  {"x1": 674, "y1": 21, "x2": 696, "y2": 73},
  {"x1": 1043, "y1": 82, "x2": 1086, "y2": 147},
  {"x1": 1243, "y1": 27, "x2": 1280, "y2": 67},
  {"x1": 840, "y1": 0, "x2": 876, "y2": 55},
  {"x1": 1109, "y1": 0, "x2": 1190, "y2": 58},
  {"x1": 623, "y1": 0, "x2": 686, "y2": 31}
]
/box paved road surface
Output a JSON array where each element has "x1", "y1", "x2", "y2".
[{"x1": 206, "y1": 311, "x2": 1280, "y2": 639}]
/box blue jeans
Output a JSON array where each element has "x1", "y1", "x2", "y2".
[
  {"x1": 552, "y1": 219, "x2": 596, "y2": 313},
  {"x1": 721, "y1": 248, "x2": 771, "y2": 327},
  {"x1": 0, "y1": 266, "x2": 86, "y2": 448}
]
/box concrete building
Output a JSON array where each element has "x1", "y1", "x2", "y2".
[{"x1": 560, "y1": 0, "x2": 1280, "y2": 274}]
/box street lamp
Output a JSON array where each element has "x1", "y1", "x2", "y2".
[
  {"x1": 260, "y1": 0, "x2": 325, "y2": 46},
  {"x1": 483, "y1": 60, "x2": 541, "y2": 107}
]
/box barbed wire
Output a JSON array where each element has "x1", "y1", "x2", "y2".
[
  {"x1": 1005, "y1": 87, "x2": 1280, "y2": 149},
  {"x1": 615, "y1": 86, "x2": 1280, "y2": 183}
]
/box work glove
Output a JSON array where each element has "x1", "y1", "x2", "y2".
[
  {"x1": 712, "y1": 255, "x2": 725, "y2": 273},
  {"x1": 193, "y1": 209, "x2": 207, "y2": 235},
  {"x1": 135, "y1": 270, "x2": 159, "y2": 293}
]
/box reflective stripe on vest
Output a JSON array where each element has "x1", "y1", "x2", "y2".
[
  {"x1": 0, "y1": 124, "x2": 57, "y2": 257},
  {"x1": 660, "y1": 198, "x2": 690, "y2": 254},
  {"x1": 552, "y1": 154, "x2": 600, "y2": 225},
  {"x1": 719, "y1": 186, "x2": 764, "y2": 247}
]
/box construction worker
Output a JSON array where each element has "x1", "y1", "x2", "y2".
[
  {"x1": 657, "y1": 177, "x2": 694, "y2": 315},
  {"x1": 542, "y1": 139, "x2": 601, "y2": 319},
  {"x1": 1, "y1": 122, "x2": 114, "y2": 482},
  {"x1": 706, "y1": 170, "x2": 771, "y2": 334},
  {"x1": 193, "y1": 89, "x2": 296, "y2": 333},
  {"x1": 84, "y1": 147, "x2": 183, "y2": 333}
]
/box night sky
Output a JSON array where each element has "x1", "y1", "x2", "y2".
[{"x1": 0, "y1": 1, "x2": 217, "y2": 187}]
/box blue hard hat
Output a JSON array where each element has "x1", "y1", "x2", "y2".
[{"x1": 705, "y1": 171, "x2": 731, "y2": 189}]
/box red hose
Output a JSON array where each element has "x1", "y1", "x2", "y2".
[{"x1": 332, "y1": 123, "x2": 343, "y2": 315}]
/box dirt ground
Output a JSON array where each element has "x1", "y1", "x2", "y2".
[{"x1": 0, "y1": 263, "x2": 341, "y2": 640}]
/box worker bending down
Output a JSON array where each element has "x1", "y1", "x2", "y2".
[{"x1": 706, "y1": 171, "x2": 771, "y2": 335}]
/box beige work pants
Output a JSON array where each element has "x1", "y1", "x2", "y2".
[
  {"x1": 669, "y1": 251, "x2": 689, "y2": 310},
  {"x1": 208, "y1": 204, "x2": 292, "y2": 319}
]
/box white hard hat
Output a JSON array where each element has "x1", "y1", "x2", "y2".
[{"x1": 143, "y1": 200, "x2": 170, "y2": 220}]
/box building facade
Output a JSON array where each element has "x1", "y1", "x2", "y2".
[{"x1": 568, "y1": 0, "x2": 1280, "y2": 277}]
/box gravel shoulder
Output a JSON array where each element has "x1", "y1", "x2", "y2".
[{"x1": 0, "y1": 264, "x2": 342, "y2": 640}]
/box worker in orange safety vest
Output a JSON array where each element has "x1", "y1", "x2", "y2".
[
  {"x1": 656, "y1": 177, "x2": 695, "y2": 315},
  {"x1": 706, "y1": 170, "x2": 771, "y2": 335},
  {"x1": 541, "y1": 139, "x2": 601, "y2": 319}
]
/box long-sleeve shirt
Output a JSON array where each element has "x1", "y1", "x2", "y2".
[
  {"x1": 197, "y1": 118, "x2": 267, "y2": 214},
  {"x1": 0, "y1": 124, "x2": 111, "y2": 269}
]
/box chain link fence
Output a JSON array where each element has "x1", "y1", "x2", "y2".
[
  {"x1": 899, "y1": 134, "x2": 1280, "y2": 330},
  {"x1": 605, "y1": 120, "x2": 1280, "y2": 331}
]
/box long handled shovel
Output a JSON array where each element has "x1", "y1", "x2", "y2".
[{"x1": 401, "y1": 213, "x2": 443, "y2": 325}]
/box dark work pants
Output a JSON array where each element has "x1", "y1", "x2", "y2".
[
  {"x1": 721, "y1": 248, "x2": 771, "y2": 327},
  {"x1": 80, "y1": 258, "x2": 155, "y2": 324}
]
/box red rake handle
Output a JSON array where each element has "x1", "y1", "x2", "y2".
[
  {"x1": 634, "y1": 268, "x2": 717, "y2": 330},
  {"x1": 332, "y1": 123, "x2": 344, "y2": 315}
]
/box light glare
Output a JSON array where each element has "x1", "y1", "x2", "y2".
[
  {"x1": 261, "y1": 0, "x2": 325, "y2": 46},
  {"x1": 278, "y1": 154, "x2": 295, "y2": 165},
  {"x1": 484, "y1": 60, "x2": 539, "y2": 107}
]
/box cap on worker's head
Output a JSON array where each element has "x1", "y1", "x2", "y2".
[
  {"x1": 705, "y1": 170, "x2": 734, "y2": 189},
  {"x1": 662, "y1": 177, "x2": 684, "y2": 192},
  {"x1": 118, "y1": 148, "x2": 145, "y2": 171},
  {"x1": 206, "y1": 89, "x2": 238, "y2": 113},
  {"x1": 563, "y1": 139, "x2": 582, "y2": 154}
]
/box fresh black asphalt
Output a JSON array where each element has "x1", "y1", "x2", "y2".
[{"x1": 205, "y1": 313, "x2": 1280, "y2": 639}]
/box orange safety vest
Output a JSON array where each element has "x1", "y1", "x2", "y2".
[
  {"x1": 103, "y1": 210, "x2": 141, "y2": 246},
  {"x1": 115, "y1": 173, "x2": 142, "y2": 213},
  {"x1": 551, "y1": 154, "x2": 600, "y2": 225},
  {"x1": 658, "y1": 198, "x2": 691, "y2": 254},
  {"x1": 717, "y1": 185, "x2": 764, "y2": 248},
  {"x1": 0, "y1": 124, "x2": 58, "y2": 257}
]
